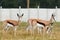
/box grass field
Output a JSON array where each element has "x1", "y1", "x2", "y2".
[{"x1": 0, "y1": 22, "x2": 60, "y2": 40}]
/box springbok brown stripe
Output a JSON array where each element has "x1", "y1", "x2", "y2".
[
  {"x1": 37, "y1": 21, "x2": 45, "y2": 26},
  {"x1": 7, "y1": 21, "x2": 15, "y2": 26}
]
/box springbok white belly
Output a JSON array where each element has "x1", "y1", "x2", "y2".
[
  {"x1": 37, "y1": 23, "x2": 44, "y2": 28},
  {"x1": 7, "y1": 23, "x2": 13, "y2": 27}
]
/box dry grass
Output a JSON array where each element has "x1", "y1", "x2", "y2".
[{"x1": 0, "y1": 22, "x2": 60, "y2": 40}]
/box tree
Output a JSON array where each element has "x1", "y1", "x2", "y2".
[
  {"x1": 18, "y1": 0, "x2": 27, "y2": 8},
  {"x1": 46, "y1": 0, "x2": 56, "y2": 8},
  {"x1": 1, "y1": 0, "x2": 60, "y2": 8},
  {"x1": 0, "y1": 0, "x2": 2, "y2": 6},
  {"x1": 57, "y1": 0, "x2": 60, "y2": 8},
  {"x1": 2, "y1": 0, "x2": 18, "y2": 8},
  {"x1": 30, "y1": 0, "x2": 40, "y2": 8}
]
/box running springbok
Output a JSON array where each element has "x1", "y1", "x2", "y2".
[
  {"x1": 26, "y1": 14, "x2": 56, "y2": 34},
  {"x1": 2, "y1": 13, "x2": 24, "y2": 34}
]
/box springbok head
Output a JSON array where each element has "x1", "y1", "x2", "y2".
[
  {"x1": 17, "y1": 13, "x2": 24, "y2": 21},
  {"x1": 51, "y1": 13, "x2": 56, "y2": 22}
]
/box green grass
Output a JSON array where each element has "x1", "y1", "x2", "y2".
[{"x1": 0, "y1": 22, "x2": 60, "y2": 40}]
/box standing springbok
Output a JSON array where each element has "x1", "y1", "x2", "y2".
[
  {"x1": 3, "y1": 13, "x2": 24, "y2": 34},
  {"x1": 26, "y1": 14, "x2": 56, "y2": 34}
]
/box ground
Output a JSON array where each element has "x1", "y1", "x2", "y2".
[{"x1": 0, "y1": 22, "x2": 60, "y2": 40}]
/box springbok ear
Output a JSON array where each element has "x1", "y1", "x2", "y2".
[
  {"x1": 17, "y1": 13, "x2": 20, "y2": 17},
  {"x1": 52, "y1": 14, "x2": 54, "y2": 16},
  {"x1": 21, "y1": 13, "x2": 24, "y2": 16}
]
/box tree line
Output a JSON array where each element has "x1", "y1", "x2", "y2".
[{"x1": 0, "y1": 0, "x2": 60, "y2": 8}]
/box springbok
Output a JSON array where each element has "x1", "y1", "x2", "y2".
[
  {"x1": 26, "y1": 14, "x2": 56, "y2": 34},
  {"x1": 2, "y1": 13, "x2": 24, "y2": 34}
]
